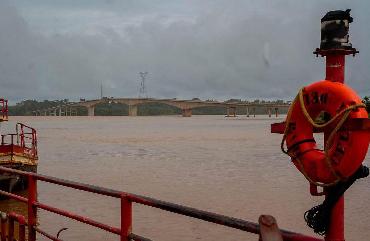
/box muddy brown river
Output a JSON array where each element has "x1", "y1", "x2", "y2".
[{"x1": 0, "y1": 116, "x2": 368, "y2": 241}]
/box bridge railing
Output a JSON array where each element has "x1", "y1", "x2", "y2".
[{"x1": 0, "y1": 166, "x2": 321, "y2": 241}]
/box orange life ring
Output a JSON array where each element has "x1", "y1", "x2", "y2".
[{"x1": 283, "y1": 80, "x2": 369, "y2": 186}]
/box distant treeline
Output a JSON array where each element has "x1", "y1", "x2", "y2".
[
  {"x1": 9, "y1": 99, "x2": 292, "y2": 116},
  {"x1": 363, "y1": 96, "x2": 370, "y2": 113}
]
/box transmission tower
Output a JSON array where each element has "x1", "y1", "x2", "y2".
[
  {"x1": 138, "y1": 72, "x2": 148, "y2": 98},
  {"x1": 100, "y1": 82, "x2": 103, "y2": 99}
]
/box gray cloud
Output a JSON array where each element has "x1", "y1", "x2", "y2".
[{"x1": 1, "y1": 0, "x2": 370, "y2": 102}]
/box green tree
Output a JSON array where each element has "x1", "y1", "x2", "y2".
[{"x1": 363, "y1": 96, "x2": 370, "y2": 113}]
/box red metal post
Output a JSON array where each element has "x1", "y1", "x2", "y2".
[
  {"x1": 325, "y1": 196, "x2": 344, "y2": 241},
  {"x1": 121, "y1": 195, "x2": 132, "y2": 241},
  {"x1": 326, "y1": 55, "x2": 345, "y2": 83},
  {"x1": 19, "y1": 222, "x2": 26, "y2": 241},
  {"x1": 17, "y1": 216, "x2": 26, "y2": 241},
  {"x1": 324, "y1": 55, "x2": 346, "y2": 241},
  {"x1": 8, "y1": 217, "x2": 14, "y2": 241},
  {"x1": 9, "y1": 212, "x2": 27, "y2": 241},
  {"x1": 0, "y1": 213, "x2": 5, "y2": 241},
  {"x1": 28, "y1": 175, "x2": 37, "y2": 241},
  {"x1": 5, "y1": 100, "x2": 7, "y2": 120}
]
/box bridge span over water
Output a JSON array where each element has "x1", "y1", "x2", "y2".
[{"x1": 33, "y1": 98, "x2": 290, "y2": 117}]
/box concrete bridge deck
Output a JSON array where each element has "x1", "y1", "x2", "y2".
[{"x1": 33, "y1": 97, "x2": 290, "y2": 117}]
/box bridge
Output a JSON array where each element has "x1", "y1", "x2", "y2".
[{"x1": 33, "y1": 98, "x2": 290, "y2": 117}]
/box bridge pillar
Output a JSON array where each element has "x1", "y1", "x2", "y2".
[
  {"x1": 60, "y1": 107, "x2": 65, "y2": 116},
  {"x1": 182, "y1": 108, "x2": 192, "y2": 117},
  {"x1": 275, "y1": 108, "x2": 278, "y2": 118},
  {"x1": 226, "y1": 107, "x2": 236, "y2": 117},
  {"x1": 128, "y1": 105, "x2": 138, "y2": 116},
  {"x1": 268, "y1": 108, "x2": 272, "y2": 118},
  {"x1": 246, "y1": 107, "x2": 250, "y2": 117},
  {"x1": 52, "y1": 109, "x2": 57, "y2": 116},
  {"x1": 58, "y1": 107, "x2": 62, "y2": 116},
  {"x1": 253, "y1": 107, "x2": 256, "y2": 117},
  {"x1": 87, "y1": 106, "x2": 95, "y2": 116}
]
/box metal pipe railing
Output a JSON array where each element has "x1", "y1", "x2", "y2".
[
  {"x1": 1, "y1": 123, "x2": 38, "y2": 159},
  {"x1": 34, "y1": 226, "x2": 62, "y2": 241},
  {"x1": 0, "y1": 211, "x2": 27, "y2": 241},
  {"x1": 0, "y1": 99, "x2": 8, "y2": 120},
  {"x1": 0, "y1": 166, "x2": 322, "y2": 241}
]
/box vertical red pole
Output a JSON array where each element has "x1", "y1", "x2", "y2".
[
  {"x1": 18, "y1": 219, "x2": 26, "y2": 241},
  {"x1": 5, "y1": 100, "x2": 7, "y2": 120},
  {"x1": 326, "y1": 197, "x2": 344, "y2": 241},
  {"x1": 121, "y1": 195, "x2": 132, "y2": 241},
  {"x1": 324, "y1": 54, "x2": 345, "y2": 241},
  {"x1": 326, "y1": 55, "x2": 345, "y2": 83},
  {"x1": 28, "y1": 175, "x2": 37, "y2": 241},
  {"x1": 0, "y1": 213, "x2": 6, "y2": 241},
  {"x1": 8, "y1": 217, "x2": 14, "y2": 241}
]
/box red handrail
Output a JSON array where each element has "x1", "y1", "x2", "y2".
[
  {"x1": 0, "y1": 166, "x2": 321, "y2": 241},
  {"x1": 0, "y1": 99, "x2": 8, "y2": 121},
  {"x1": 0, "y1": 211, "x2": 27, "y2": 241},
  {"x1": 4, "y1": 123, "x2": 38, "y2": 159},
  {"x1": 0, "y1": 123, "x2": 38, "y2": 162}
]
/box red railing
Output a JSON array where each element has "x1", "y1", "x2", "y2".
[
  {"x1": 0, "y1": 166, "x2": 321, "y2": 241},
  {"x1": 0, "y1": 123, "x2": 38, "y2": 160},
  {"x1": 0, "y1": 211, "x2": 27, "y2": 241},
  {"x1": 0, "y1": 99, "x2": 8, "y2": 121}
]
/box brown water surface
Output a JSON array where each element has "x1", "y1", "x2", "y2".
[{"x1": 0, "y1": 116, "x2": 368, "y2": 241}]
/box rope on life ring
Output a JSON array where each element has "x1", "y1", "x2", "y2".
[{"x1": 281, "y1": 87, "x2": 366, "y2": 187}]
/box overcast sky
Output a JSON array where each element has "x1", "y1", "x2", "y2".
[{"x1": 1, "y1": 0, "x2": 369, "y2": 102}]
